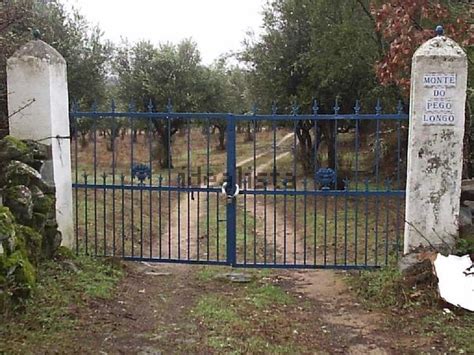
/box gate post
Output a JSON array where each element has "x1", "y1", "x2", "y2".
[
  {"x1": 7, "y1": 38, "x2": 74, "y2": 248},
  {"x1": 404, "y1": 27, "x2": 468, "y2": 254}
]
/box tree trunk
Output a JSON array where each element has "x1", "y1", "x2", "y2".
[
  {"x1": 217, "y1": 125, "x2": 226, "y2": 151},
  {"x1": 159, "y1": 132, "x2": 173, "y2": 169},
  {"x1": 245, "y1": 121, "x2": 253, "y2": 142}
]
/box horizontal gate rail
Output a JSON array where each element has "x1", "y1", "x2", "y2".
[
  {"x1": 71, "y1": 111, "x2": 408, "y2": 121},
  {"x1": 72, "y1": 183, "x2": 405, "y2": 197},
  {"x1": 71, "y1": 99, "x2": 409, "y2": 270}
]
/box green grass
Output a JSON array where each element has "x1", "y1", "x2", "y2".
[
  {"x1": 420, "y1": 312, "x2": 474, "y2": 354},
  {"x1": 348, "y1": 264, "x2": 474, "y2": 353},
  {"x1": 193, "y1": 295, "x2": 242, "y2": 329},
  {"x1": 348, "y1": 265, "x2": 405, "y2": 308},
  {"x1": 0, "y1": 254, "x2": 123, "y2": 353},
  {"x1": 248, "y1": 283, "x2": 294, "y2": 309},
  {"x1": 190, "y1": 272, "x2": 313, "y2": 353},
  {"x1": 196, "y1": 266, "x2": 221, "y2": 282}
]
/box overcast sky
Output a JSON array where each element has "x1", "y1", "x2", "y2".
[{"x1": 62, "y1": 0, "x2": 266, "y2": 64}]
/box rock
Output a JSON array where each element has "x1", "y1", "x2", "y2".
[
  {"x1": 3, "y1": 185, "x2": 33, "y2": 224},
  {"x1": 398, "y1": 253, "x2": 421, "y2": 274},
  {"x1": 42, "y1": 225, "x2": 62, "y2": 259},
  {"x1": 4, "y1": 160, "x2": 42, "y2": 188},
  {"x1": 17, "y1": 225, "x2": 42, "y2": 266},
  {"x1": 23, "y1": 140, "x2": 49, "y2": 160},
  {"x1": 0, "y1": 207, "x2": 17, "y2": 255},
  {"x1": 62, "y1": 260, "x2": 80, "y2": 273},
  {"x1": 31, "y1": 212, "x2": 47, "y2": 232},
  {"x1": 399, "y1": 252, "x2": 437, "y2": 288},
  {"x1": 0, "y1": 136, "x2": 32, "y2": 166},
  {"x1": 215, "y1": 272, "x2": 253, "y2": 283},
  {"x1": 0, "y1": 249, "x2": 36, "y2": 300},
  {"x1": 32, "y1": 192, "x2": 54, "y2": 215}
]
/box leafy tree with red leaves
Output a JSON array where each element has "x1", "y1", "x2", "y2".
[
  {"x1": 371, "y1": 0, "x2": 474, "y2": 177},
  {"x1": 371, "y1": 0, "x2": 473, "y2": 94}
]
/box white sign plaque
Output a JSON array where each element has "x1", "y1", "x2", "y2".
[{"x1": 422, "y1": 73, "x2": 456, "y2": 125}]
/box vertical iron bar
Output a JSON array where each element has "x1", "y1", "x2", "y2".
[
  {"x1": 140, "y1": 185, "x2": 144, "y2": 258},
  {"x1": 253, "y1": 118, "x2": 257, "y2": 264},
  {"x1": 103, "y1": 173, "x2": 107, "y2": 256},
  {"x1": 243, "y1": 177, "x2": 247, "y2": 264},
  {"x1": 84, "y1": 173, "x2": 88, "y2": 255},
  {"x1": 293, "y1": 120, "x2": 297, "y2": 265},
  {"x1": 385, "y1": 182, "x2": 390, "y2": 266},
  {"x1": 159, "y1": 176, "x2": 163, "y2": 258},
  {"x1": 206, "y1": 118, "x2": 210, "y2": 261},
  {"x1": 283, "y1": 180, "x2": 287, "y2": 264},
  {"x1": 216, "y1": 192, "x2": 220, "y2": 261},
  {"x1": 313, "y1": 110, "x2": 318, "y2": 266},
  {"x1": 264, "y1": 181, "x2": 267, "y2": 264},
  {"x1": 148, "y1": 116, "x2": 153, "y2": 259},
  {"x1": 93, "y1": 112, "x2": 98, "y2": 256},
  {"x1": 74, "y1": 112, "x2": 79, "y2": 254},
  {"x1": 197, "y1": 188, "x2": 200, "y2": 261},
  {"x1": 121, "y1": 174, "x2": 125, "y2": 258},
  {"x1": 344, "y1": 182, "x2": 348, "y2": 265},
  {"x1": 226, "y1": 114, "x2": 237, "y2": 266},
  {"x1": 354, "y1": 117, "x2": 360, "y2": 265},
  {"x1": 364, "y1": 181, "x2": 369, "y2": 266},
  {"x1": 334, "y1": 117, "x2": 338, "y2": 265},
  {"x1": 112, "y1": 109, "x2": 117, "y2": 256},
  {"x1": 177, "y1": 175, "x2": 181, "y2": 259},
  {"x1": 324, "y1": 191, "x2": 328, "y2": 266},
  {"x1": 272, "y1": 118, "x2": 277, "y2": 264},
  {"x1": 303, "y1": 178, "x2": 307, "y2": 265},
  {"x1": 130, "y1": 114, "x2": 135, "y2": 257},
  {"x1": 396, "y1": 118, "x2": 402, "y2": 259},
  {"x1": 187, "y1": 118, "x2": 191, "y2": 260},
  {"x1": 167, "y1": 117, "x2": 171, "y2": 259},
  {"x1": 374, "y1": 117, "x2": 381, "y2": 266}
]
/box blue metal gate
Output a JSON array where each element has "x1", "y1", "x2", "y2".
[{"x1": 71, "y1": 100, "x2": 408, "y2": 269}]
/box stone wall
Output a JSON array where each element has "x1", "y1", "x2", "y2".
[{"x1": 0, "y1": 135, "x2": 62, "y2": 309}]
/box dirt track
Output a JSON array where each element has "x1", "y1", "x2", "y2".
[{"x1": 58, "y1": 134, "x2": 433, "y2": 353}]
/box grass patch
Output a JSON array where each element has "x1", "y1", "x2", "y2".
[
  {"x1": 193, "y1": 295, "x2": 242, "y2": 329},
  {"x1": 196, "y1": 266, "x2": 221, "y2": 282},
  {"x1": 0, "y1": 255, "x2": 123, "y2": 353},
  {"x1": 190, "y1": 273, "x2": 316, "y2": 353},
  {"x1": 349, "y1": 264, "x2": 474, "y2": 353},
  {"x1": 420, "y1": 311, "x2": 474, "y2": 354},
  {"x1": 248, "y1": 284, "x2": 293, "y2": 309},
  {"x1": 349, "y1": 266, "x2": 404, "y2": 309}
]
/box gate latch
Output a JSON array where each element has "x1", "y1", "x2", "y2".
[{"x1": 221, "y1": 182, "x2": 240, "y2": 202}]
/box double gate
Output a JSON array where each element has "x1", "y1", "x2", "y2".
[{"x1": 71, "y1": 101, "x2": 408, "y2": 269}]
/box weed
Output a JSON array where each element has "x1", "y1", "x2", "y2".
[
  {"x1": 0, "y1": 255, "x2": 123, "y2": 353},
  {"x1": 349, "y1": 266, "x2": 404, "y2": 308},
  {"x1": 248, "y1": 283, "x2": 293, "y2": 309},
  {"x1": 193, "y1": 295, "x2": 242, "y2": 329},
  {"x1": 196, "y1": 266, "x2": 221, "y2": 281}
]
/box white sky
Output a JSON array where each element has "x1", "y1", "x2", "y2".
[{"x1": 63, "y1": 0, "x2": 266, "y2": 64}]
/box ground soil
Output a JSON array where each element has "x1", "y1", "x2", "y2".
[
  {"x1": 56, "y1": 262, "x2": 432, "y2": 354},
  {"x1": 58, "y1": 140, "x2": 435, "y2": 355}
]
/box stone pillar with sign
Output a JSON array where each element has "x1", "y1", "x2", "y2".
[{"x1": 404, "y1": 27, "x2": 468, "y2": 254}]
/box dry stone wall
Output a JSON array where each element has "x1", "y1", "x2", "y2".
[{"x1": 0, "y1": 135, "x2": 62, "y2": 309}]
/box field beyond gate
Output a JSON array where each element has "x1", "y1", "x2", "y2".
[{"x1": 71, "y1": 101, "x2": 408, "y2": 269}]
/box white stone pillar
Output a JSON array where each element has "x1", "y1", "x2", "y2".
[
  {"x1": 7, "y1": 39, "x2": 74, "y2": 248},
  {"x1": 404, "y1": 30, "x2": 468, "y2": 254}
]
